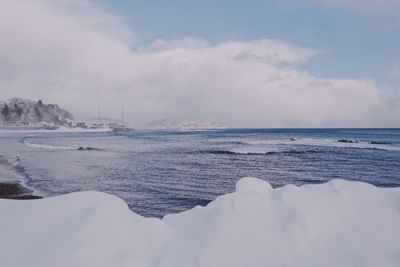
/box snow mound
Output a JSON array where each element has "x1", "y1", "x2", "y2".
[
  {"x1": 1, "y1": 178, "x2": 400, "y2": 267},
  {"x1": 235, "y1": 176, "x2": 273, "y2": 193}
]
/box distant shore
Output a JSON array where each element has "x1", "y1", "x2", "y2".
[{"x1": 0, "y1": 181, "x2": 41, "y2": 200}]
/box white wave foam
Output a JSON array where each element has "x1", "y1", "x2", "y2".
[
  {"x1": 23, "y1": 141, "x2": 76, "y2": 150},
  {"x1": 0, "y1": 155, "x2": 41, "y2": 196},
  {"x1": 229, "y1": 146, "x2": 280, "y2": 155},
  {"x1": 22, "y1": 138, "x2": 100, "y2": 151}
]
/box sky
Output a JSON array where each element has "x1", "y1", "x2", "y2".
[{"x1": 0, "y1": 0, "x2": 399, "y2": 127}]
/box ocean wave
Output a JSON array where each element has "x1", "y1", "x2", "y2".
[
  {"x1": 200, "y1": 149, "x2": 321, "y2": 156},
  {"x1": 333, "y1": 139, "x2": 400, "y2": 151},
  {"x1": 24, "y1": 142, "x2": 76, "y2": 150},
  {"x1": 235, "y1": 138, "x2": 296, "y2": 146},
  {"x1": 228, "y1": 138, "x2": 400, "y2": 152},
  {"x1": 336, "y1": 139, "x2": 394, "y2": 145},
  {"x1": 337, "y1": 139, "x2": 358, "y2": 144},
  {"x1": 203, "y1": 150, "x2": 266, "y2": 155},
  {"x1": 20, "y1": 137, "x2": 102, "y2": 151},
  {"x1": 0, "y1": 155, "x2": 39, "y2": 198},
  {"x1": 0, "y1": 155, "x2": 30, "y2": 181},
  {"x1": 11, "y1": 156, "x2": 30, "y2": 180},
  {"x1": 207, "y1": 137, "x2": 400, "y2": 158}
]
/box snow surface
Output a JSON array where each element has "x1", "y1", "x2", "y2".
[
  {"x1": 1, "y1": 178, "x2": 400, "y2": 267},
  {"x1": 0, "y1": 126, "x2": 113, "y2": 133}
]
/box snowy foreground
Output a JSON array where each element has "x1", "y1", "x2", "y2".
[{"x1": 1, "y1": 178, "x2": 400, "y2": 267}]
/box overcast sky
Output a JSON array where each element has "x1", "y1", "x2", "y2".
[{"x1": 0, "y1": 0, "x2": 399, "y2": 127}]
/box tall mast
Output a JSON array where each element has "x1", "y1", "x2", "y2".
[
  {"x1": 97, "y1": 107, "x2": 100, "y2": 125},
  {"x1": 121, "y1": 105, "x2": 124, "y2": 126}
]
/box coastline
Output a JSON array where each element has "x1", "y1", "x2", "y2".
[{"x1": 0, "y1": 181, "x2": 41, "y2": 200}]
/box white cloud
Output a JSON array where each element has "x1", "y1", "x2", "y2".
[{"x1": 0, "y1": 0, "x2": 398, "y2": 127}]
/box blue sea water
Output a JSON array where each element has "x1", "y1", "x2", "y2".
[{"x1": 1, "y1": 128, "x2": 399, "y2": 217}]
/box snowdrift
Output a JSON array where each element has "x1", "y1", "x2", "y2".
[{"x1": 1, "y1": 178, "x2": 400, "y2": 267}]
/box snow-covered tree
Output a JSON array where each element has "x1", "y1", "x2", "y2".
[{"x1": 0, "y1": 98, "x2": 74, "y2": 125}]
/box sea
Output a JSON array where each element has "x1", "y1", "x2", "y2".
[{"x1": 1, "y1": 128, "x2": 399, "y2": 217}]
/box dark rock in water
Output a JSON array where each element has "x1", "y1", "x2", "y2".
[
  {"x1": 0, "y1": 182, "x2": 41, "y2": 200},
  {"x1": 289, "y1": 138, "x2": 296, "y2": 141},
  {"x1": 370, "y1": 141, "x2": 389, "y2": 145},
  {"x1": 206, "y1": 150, "x2": 238, "y2": 155},
  {"x1": 77, "y1": 147, "x2": 100, "y2": 151},
  {"x1": 337, "y1": 139, "x2": 358, "y2": 144}
]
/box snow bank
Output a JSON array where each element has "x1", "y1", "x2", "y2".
[
  {"x1": 0, "y1": 126, "x2": 112, "y2": 133},
  {"x1": 54, "y1": 126, "x2": 113, "y2": 133},
  {"x1": 1, "y1": 178, "x2": 400, "y2": 267}
]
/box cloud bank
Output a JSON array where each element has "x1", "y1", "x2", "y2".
[{"x1": 0, "y1": 0, "x2": 398, "y2": 127}]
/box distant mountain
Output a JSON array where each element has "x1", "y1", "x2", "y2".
[
  {"x1": 140, "y1": 119, "x2": 225, "y2": 130},
  {"x1": 0, "y1": 98, "x2": 74, "y2": 125}
]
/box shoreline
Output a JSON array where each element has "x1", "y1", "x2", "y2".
[{"x1": 0, "y1": 181, "x2": 42, "y2": 200}]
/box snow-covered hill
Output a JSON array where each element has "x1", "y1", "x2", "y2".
[
  {"x1": 0, "y1": 98, "x2": 74, "y2": 126},
  {"x1": 140, "y1": 119, "x2": 225, "y2": 130}
]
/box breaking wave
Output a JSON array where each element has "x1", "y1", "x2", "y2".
[
  {"x1": 337, "y1": 139, "x2": 358, "y2": 144},
  {"x1": 0, "y1": 155, "x2": 39, "y2": 198},
  {"x1": 201, "y1": 150, "x2": 265, "y2": 155},
  {"x1": 334, "y1": 139, "x2": 400, "y2": 151},
  {"x1": 0, "y1": 155, "x2": 30, "y2": 181},
  {"x1": 230, "y1": 138, "x2": 400, "y2": 152},
  {"x1": 336, "y1": 139, "x2": 394, "y2": 145},
  {"x1": 20, "y1": 137, "x2": 102, "y2": 151},
  {"x1": 201, "y1": 149, "x2": 321, "y2": 156},
  {"x1": 202, "y1": 137, "x2": 400, "y2": 158}
]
